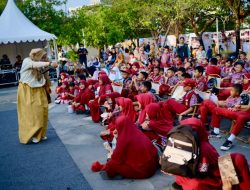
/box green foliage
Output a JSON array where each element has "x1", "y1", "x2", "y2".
[
  {"x1": 65, "y1": 50, "x2": 78, "y2": 62},
  {"x1": 1, "y1": 0, "x2": 250, "y2": 48}
]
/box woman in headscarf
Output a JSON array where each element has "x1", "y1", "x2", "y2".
[
  {"x1": 17, "y1": 48, "x2": 58, "y2": 144},
  {"x1": 172, "y1": 118, "x2": 222, "y2": 190},
  {"x1": 88, "y1": 75, "x2": 114, "y2": 122},
  {"x1": 141, "y1": 103, "x2": 173, "y2": 144},
  {"x1": 91, "y1": 116, "x2": 158, "y2": 179},
  {"x1": 135, "y1": 93, "x2": 156, "y2": 125},
  {"x1": 100, "y1": 97, "x2": 138, "y2": 142}
]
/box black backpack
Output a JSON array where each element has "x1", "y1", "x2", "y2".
[
  {"x1": 161, "y1": 125, "x2": 200, "y2": 178},
  {"x1": 207, "y1": 77, "x2": 217, "y2": 89}
]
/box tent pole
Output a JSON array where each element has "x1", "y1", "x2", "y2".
[{"x1": 53, "y1": 39, "x2": 59, "y2": 78}]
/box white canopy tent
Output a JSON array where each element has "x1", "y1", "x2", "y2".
[{"x1": 0, "y1": 0, "x2": 57, "y2": 63}]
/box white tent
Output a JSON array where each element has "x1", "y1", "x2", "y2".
[{"x1": 0, "y1": 0, "x2": 57, "y2": 63}]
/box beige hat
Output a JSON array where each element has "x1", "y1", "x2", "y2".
[{"x1": 29, "y1": 48, "x2": 47, "y2": 61}]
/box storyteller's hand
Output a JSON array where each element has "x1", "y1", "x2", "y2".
[{"x1": 50, "y1": 61, "x2": 58, "y2": 68}]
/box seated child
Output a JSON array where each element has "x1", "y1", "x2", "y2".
[
  {"x1": 91, "y1": 116, "x2": 158, "y2": 179},
  {"x1": 169, "y1": 118, "x2": 221, "y2": 190},
  {"x1": 221, "y1": 61, "x2": 244, "y2": 87},
  {"x1": 55, "y1": 81, "x2": 69, "y2": 104},
  {"x1": 140, "y1": 103, "x2": 173, "y2": 145},
  {"x1": 163, "y1": 79, "x2": 199, "y2": 123},
  {"x1": 194, "y1": 66, "x2": 207, "y2": 92},
  {"x1": 199, "y1": 84, "x2": 243, "y2": 137},
  {"x1": 149, "y1": 67, "x2": 164, "y2": 83}
]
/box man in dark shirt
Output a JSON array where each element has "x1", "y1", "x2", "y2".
[
  {"x1": 77, "y1": 44, "x2": 88, "y2": 69},
  {"x1": 176, "y1": 37, "x2": 190, "y2": 61},
  {"x1": 14, "y1": 55, "x2": 23, "y2": 70},
  {"x1": 0, "y1": 54, "x2": 11, "y2": 65}
]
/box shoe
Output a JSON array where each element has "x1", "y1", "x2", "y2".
[
  {"x1": 42, "y1": 136, "x2": 47, "y2": 141},
  {"x1": 209, "y1": 131, "x2": 221, "y2": 138},
  {"x1": 31, "y1": 137, "x2": 39, "y2": 144},
  {"x1": 220, "y1": 140, "x2": 233, "y2": 151},
  {"x1": 171, "y1": 182, "x2": 183, "y2": 190}
]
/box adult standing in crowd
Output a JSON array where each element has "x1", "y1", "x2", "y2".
[
  {"x1": 14, "y1": 55, "x2": 23, "y2": 70},
  {"x1": 196, "y1": 45, "x2": 206, "y2": 62},
  {"x1": 77, "y1": 43, "x2": 88, "y2": 69},
  {"x1": 176, "y1": 37, "x2": 190, "y2": 61},
  {"x1": 17, "y1": 48, "x2": 58, "y2": 144}
]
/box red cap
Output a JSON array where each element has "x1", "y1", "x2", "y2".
[
  {"x1": 120, "y1": 68, "x2": 131, "y2": 74},
  {"x1": 183, "y1": 79, "x2": 196, "y2": 88}
]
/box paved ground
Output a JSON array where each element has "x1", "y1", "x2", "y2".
[{"x1": 0, "y1": 84, "x2": 250, "y2": 190}]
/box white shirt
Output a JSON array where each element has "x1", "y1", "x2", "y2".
[{"x1": 19, "y1": 58, "x2": 49, "y2": 88}]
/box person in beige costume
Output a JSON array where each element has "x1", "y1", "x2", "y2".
[{"x1": 17, "y1": 48, "x2": 57, "y2": 144}]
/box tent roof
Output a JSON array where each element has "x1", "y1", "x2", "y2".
[{"x1": 0, "y1": 0, "x2": 56, "y2": 44}]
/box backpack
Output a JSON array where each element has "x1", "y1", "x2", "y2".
[
  {"x1": 161, "y1": 125, "x2": 200, "y2": 178},
  {"x1": 207, "y1": 77, "x2": 217, "y2": 89},
  {"x1": 240, "y1": 94, "x2": 250, "y2": 105}
]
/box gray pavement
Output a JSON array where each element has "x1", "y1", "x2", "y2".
[{"x1": 1, "y1": 84, "x2": 250, "y2": 190}]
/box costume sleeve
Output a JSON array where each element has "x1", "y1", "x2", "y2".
[
  {"x1": 189, "y1": 94, "x2": 198, "y2": 107},
  {"x1": 30, "y1": 60, "x2": 49, "y2": 68}
]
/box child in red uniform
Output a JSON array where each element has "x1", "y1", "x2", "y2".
[
  {"x1": 149, "y1": 67, "x2": 164, "y2": 83},
  {"x1": 162, "y1": 67, "x2": 179, "y2": 93},
  {"x1": 211, "y1": 93, "x2": 250, "y2": 151},
  {"x1": 66, "y1": 82, "x2": 78, "y2": 102},
  {"x1": 140, "y1": 103, "x2": 173, "y2": 145},
  {"x1": 206, "y1": 57, "x2": 221, "y2": 76},
  {"x1": 221, "y1": 61, "x2": 245, "y2": 87},
  {"x1": 163, "y1": 79, "x2": 199, "y2": 123},
  {"x1": 55, "y1": 81, "x2": 69, "y2": 104},
  {"x1": 130, "y1": 71, "x2": 148, "y2": 95},
  {"x1": 171, "y1": 118, "x2": 221, "y2": 190},
  {"x1": 199, "y1": 84, "x2": 242, "y2": 137},
  {"x1": 88, "y1": 75, "x2": 113, "y2": 122},
  {"x1": 194, "y1": 66, "x2": 207, "y2": 92},
  {"x1": 100, "y1": 97, "x2": 137, "y2": 142},
  {"x1": 91, "y1": 116, "x2": 158, "y2": 179},
  {"x1": 135, "y1": 92, "x2": 156, "y2": 125},
  {"x1": 220, "y1": 58, "x2": 233, "y2": 78}
]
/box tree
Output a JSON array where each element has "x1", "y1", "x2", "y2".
[
  {"x1": 173, "y1": 0, "x2": 226, "y2": 46},
  {"x1": 226, "y1": 0, "x2": 250, "y2": 53}
]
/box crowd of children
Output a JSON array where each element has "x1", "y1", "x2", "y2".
[{"x1": 55, "y1": 43, "x2": 250, "y2": 190}]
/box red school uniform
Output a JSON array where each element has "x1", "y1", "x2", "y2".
[
  {"x1": 206, "y1": 65, "x2": 221, "y2": 76},
  {"x1": 163, "y1": 79, "x2": 198, "y2": 123},
  {"x1": 195, "y1": 76, "x2": 207, "y2": 92},
  {"x1": 91, "y1": 116, "x2": 159, "y2": 179},
  {"x1": 199, "y1": 96, "x2": 241, "y2": 128},
  {"x1": 175, "y1": 118, "x2": 221, "y2": 190}
]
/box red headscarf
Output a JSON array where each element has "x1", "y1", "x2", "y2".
[
  {"x1": 98, "y1": 75, "x2": 112, "y2": 96},
  {"x1": 105, "y1": 116, "x2": 158, "y2": 178},
  {"x1": 136, "y1": 93, "x2": 156, "y2": 124},
  {"x1": 180, "y1": 118, "x2": 220, "y2": 175},
  {"x1": 145, "y1": 103, "x2": 173, "y2": 136},
  {"x1": 176, "y1": 118, "x2": 221, "y2": 190},
  {"x1": 180, "y1": 118, "x2": 208, "y2": 142},
  {"x1": 116, "y1": 97, "x2": 137, "y2": 122}
]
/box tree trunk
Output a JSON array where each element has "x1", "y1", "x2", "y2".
[
  {"x1": 198, "y1": 32, "x2": 204, "y2": 47},
  {"x1": 235, "y1": 18, "x2": 241, "y2": 55}
]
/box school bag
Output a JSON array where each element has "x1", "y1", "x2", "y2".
[
  {"x1": 207, "y1": 77, "x2": 217, "y2": 89},
  {"x1": 161, "y1": 125, "x2": 200, "y2": 177}
]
